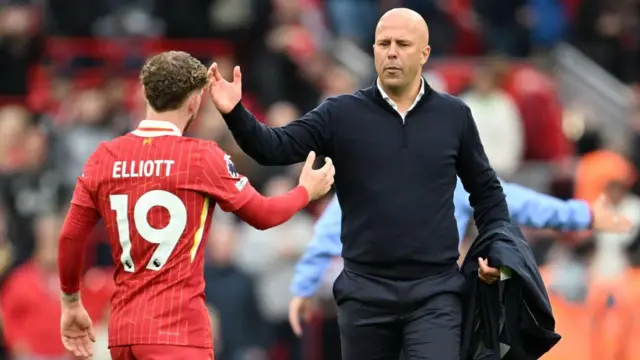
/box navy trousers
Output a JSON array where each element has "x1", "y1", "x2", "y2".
[{"x1": 333, "y1": 266, "x2": 465, "y2": 360}]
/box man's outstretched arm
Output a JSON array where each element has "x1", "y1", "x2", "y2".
[
  {"x1": 290, "y1": 195, "x2": 343, "y2": 297},
  {"x1": 221, "y1": 102, "x2": 336, "y2": 166},
  {"x1": 502, "y1": 182, "x2": 591, "y2": 231},
  {"x1": 209, "y1": 63, "x2": 336, "y2": 166},
  {"x1": 455, "y1": 177, "x2": 629, "y2": 232}
]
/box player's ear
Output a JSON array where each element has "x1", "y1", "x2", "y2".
[{"x1": 187, "y1": 91, "x2": 201, "y2": 114}]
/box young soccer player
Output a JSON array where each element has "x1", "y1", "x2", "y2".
[{"x1": 57, "y1": 51, "x2": 335, "y2": 360}]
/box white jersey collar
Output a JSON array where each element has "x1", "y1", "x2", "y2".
[{"x1": 131, "y1": 120, "x2": 182, "y2": 137}]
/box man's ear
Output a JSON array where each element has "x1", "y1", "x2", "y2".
[{"x1": 421, "y1": 46, "x2": 431, "y2": 66}]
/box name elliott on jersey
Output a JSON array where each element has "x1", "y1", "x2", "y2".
[{"x1": 112, "y1": 160, "x2": 175, "y2": 179}]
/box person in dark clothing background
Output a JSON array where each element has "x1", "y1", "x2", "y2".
[
  {"x1": 207, "y1": 7, "x2": 507, "y2": 360},
  {"x1": 204, "y1": 221, "x2": 267, "y2": 360}
]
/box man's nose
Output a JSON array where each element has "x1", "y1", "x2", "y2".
[{"x1": 387, "y1": 44, "x2": 398, "y2": 59}]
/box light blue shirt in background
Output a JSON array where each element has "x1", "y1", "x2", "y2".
[{"x1": 291, "y1": 178, "x2": 592, "y2": 297}]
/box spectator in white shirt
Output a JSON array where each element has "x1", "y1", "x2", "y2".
[{"x1": 462, "y1": 62, "x2": 524, "y2": 178}]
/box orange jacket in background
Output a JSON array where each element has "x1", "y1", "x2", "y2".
[
  {"x1": 574, "y1": 150, "x2": 637, "y2": 205},
  {"x1": 587, "y1": 277, "x2": 632, "y2": 360},
  {"x1": 611, "y1": 268, "x2": 640, "y2": 360},
  {"x1": 541, "y1": 292, "x2": 592, "y2": 360},
  {"x1": 540, "y1": 266, "x2": 635, "y2": 360}
]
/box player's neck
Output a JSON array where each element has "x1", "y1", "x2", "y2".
[{"x1": 145, "y1": 109, "x2": 189, "y2": 133}]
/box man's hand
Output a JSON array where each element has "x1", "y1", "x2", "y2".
[
  {"x1": 591, "y1": 195, "x2": 633, "y2": 233},
  {"x1": 478, "y1": 258, "x2": 500, "y2": 284},
  {"x1": 60, "y1": 295, "x2": 96, "y2": 359},
  {"x1": 288, "y1": 296, "x2": 313, "y2": 337},
  {"x1": 207, "y1": 62, "x2": 242, "y2": 114},
  {"x1": 299, "y1": 151, "x2": 335, "y2": 201}
]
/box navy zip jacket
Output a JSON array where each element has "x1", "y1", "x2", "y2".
[
  {"x1": 222, "y1": 80, "x2": 510, "y2": 279},
  {"x1": 460, "y1": 224, "x2": 561, "y2": 360}
]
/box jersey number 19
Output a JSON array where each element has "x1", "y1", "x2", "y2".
[{"x1": 110, "y1": 190, "x2": 187, "y2": 272}]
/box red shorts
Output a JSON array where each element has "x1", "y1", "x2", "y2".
[{"x1": 110, "y1": 345, "x2": 214, "y2": 360}]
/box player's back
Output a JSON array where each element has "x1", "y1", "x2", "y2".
[{"x1": 89, "y1": 123, "x2": 215, "y2": 348}]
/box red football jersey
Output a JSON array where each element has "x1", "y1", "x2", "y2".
[{"x1": 71, "y1": 120, "x2": 256, "y2": 348}]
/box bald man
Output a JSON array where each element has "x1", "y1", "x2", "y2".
[{"x1": 208, "y1": 7, "x2": 536, "y2": 360}]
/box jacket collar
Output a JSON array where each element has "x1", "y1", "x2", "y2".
[
  {"x1": 376, "y1": 77, "x2": 426, "y2": 109},
  {"x1": 370, "y1": 76, "x2": 433, "y2": 112}
]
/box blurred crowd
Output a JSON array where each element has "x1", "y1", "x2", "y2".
[{"x1": 0, "y1": 0, "x2": 639, "y2": 359}]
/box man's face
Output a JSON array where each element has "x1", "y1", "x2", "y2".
[{"x1": 373, "y1": 20, "x2": 429, "y2": 91}]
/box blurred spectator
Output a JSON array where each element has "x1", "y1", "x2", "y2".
[
  {"x1": 461, "y1": 59, "x2": 524, "y2": 178},
  {"x1": 575, "y1": 150, "x2": 637, "y2": 204},
  {"x1": 573, "y1": 149, "x2": 640, "y2": 278},
  {"x1": 503, "y1": 65, "x2": 573, "y2": 163},
  {"x1": 528, "y1": 0, "x2": 567, "y2": 52},
  {"x1": 46, "y1": 0, "x2": 108, "y2": 37},
  {"x1": 617, "y1": 240, "x2": 640, "y2": 359},
  {"x1": 236, "y1": 176, "x2": 315, "y2": 360},
  {"x1": 630, "y1": 95, "x2": 640, "y2": 187},
  {"x1": 402, "y1": 0, "x2": 458, "y2": 56},
  {"x1": 247, "y1": 0, "x2": 326, "y2": 112},
  {"x1": 0, "y1": 214, "x2": 111, "y2": 360},
  {"x1": 592, "y1": 179, "x2": 640, "y2": 279},
  {"x1": 0, "y1": 124, "x2": 61, "y2": 269},
  {"x1": 53, "y1": 88, "x2": 122, "y2": 199},
  {"x1": 204, "y1": 221, "x2": 267, "y2": 360},
  {"x1": 319, "y1": 65, "x2": 358, "y2": 100},
  {"x1": 324, "y1": 0, "x2": 378, "y2": 49},
  {"x1": 265, "y1": 101, "x2": 299, "y2": 128},
  {"x1": 0, "y1": 106, "x2": 30, "y2": 171},
  {"x1": 158, "y1": 0, "x2": 210, "y2": 37},
  {"x1": 0, "y1": 211, "x2": 13, "y2": 282},
  {"x1": 543, "y1": 241, "x2": 592, "y2": 303},
  {"x1": 0, "y1": 4, "x2": 42, "y2": 96},
  {"x1": 102, "y1": 78, "x2": 134, "y2": 132},
  {"x1": 571, "y1": 0, "x2": 640, "y2": 84},
  {"x1": 0, "y1": 215, "x2": 66, "y2": 359},
  {"x1": 93, "y1": 1, "x2": 163, "y2": 38},
  {"x1": 473, "y1": 0, "x2": 532, "y2": 57}
]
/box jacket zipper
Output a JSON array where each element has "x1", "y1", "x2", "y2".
[
  {"x1": 401, "y1": 110, "x2": 415, "y2": 148},
  {"x1": 401, "y1": 116, "x2": 408, "y2": 148},
  {"x1": 386, "y1": 102, "x2": 410, "y2": 148}
]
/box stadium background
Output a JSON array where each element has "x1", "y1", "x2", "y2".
[{"x1": 0, "y1": 0, "x2": 639, "y2": 359}]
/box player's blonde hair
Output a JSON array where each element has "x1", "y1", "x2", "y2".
[{"x1": 140, "y1": 51, "x2": 208, "y2": 112}]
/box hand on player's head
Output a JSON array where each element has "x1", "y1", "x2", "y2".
[
  {"x1": 207, "y1": 62, "x2": 242, "y2": 114},
  {"x1": 299, "y1": 151, "x2": 335, "y2": 201}
]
